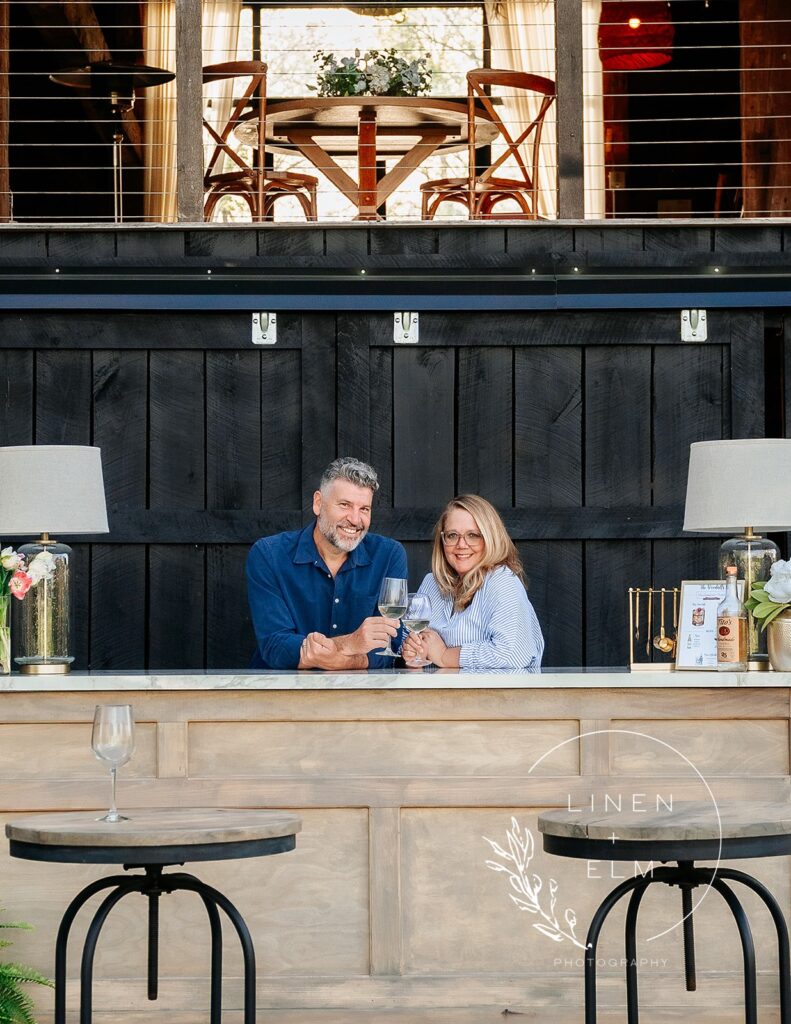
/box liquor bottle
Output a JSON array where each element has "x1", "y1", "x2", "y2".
[{"x1": 717, "y1": 566, "x2": 748, "y2": 671}]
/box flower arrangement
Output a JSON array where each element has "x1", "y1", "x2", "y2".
[
  {"x1": 745, "y1": 559, "x2": 791, "y2": 629},
  {"x1": 310, "y1": 48, "x2": 432, "y2": 97},
  {"x1": 0, "y1": 547, "x2": 56, "y2": 674}
]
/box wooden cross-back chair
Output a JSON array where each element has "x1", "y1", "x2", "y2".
[
  {"x1": 203, "y1": 60, "x2": 318, "y2": 222},
  {"x1": 420, "y1": 69, "x2": 556, "y2": 220}
]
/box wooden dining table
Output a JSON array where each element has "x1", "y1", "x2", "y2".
[{"x1": 233, "y1": 96, "x2": 498, "y2": 220}]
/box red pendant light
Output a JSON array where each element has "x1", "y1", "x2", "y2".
[{"x1": 598, "y1": 1, "x2": 675, "y2": 71}]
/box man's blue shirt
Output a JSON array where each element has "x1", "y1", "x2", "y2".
[{"x1": 247, "y1": 524, "x2": 408, "y2": 670}]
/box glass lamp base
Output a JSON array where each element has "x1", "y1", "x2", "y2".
[{"x1": 720, "y1": 533, "x2": 780, "y2": 665}]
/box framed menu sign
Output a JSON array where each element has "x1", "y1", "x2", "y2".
[{"x1": 675, "y1": 579, "x2": 745, "y2": 670}]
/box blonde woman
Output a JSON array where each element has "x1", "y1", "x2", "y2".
[{"x1": 401, "y1": 495, "x2": 544, "y2": 672}]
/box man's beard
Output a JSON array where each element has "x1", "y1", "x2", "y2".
[{"x1": 317, "y1": 510, "x2": 367, "y2": 552}]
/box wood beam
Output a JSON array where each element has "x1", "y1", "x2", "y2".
[
  {"x1": 0, "y1": 0, "x2": 9, "y2": 221},
  {"x1": 176, "y1": 0, "x2": 204, "y2": 222},
  {"x1": 555, "y1": 0, "x2": 585, "y2": 219}
]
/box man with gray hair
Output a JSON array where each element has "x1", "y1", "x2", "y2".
[{"x1": 247, "y1": 457, "x2": 407, "y2": 670}]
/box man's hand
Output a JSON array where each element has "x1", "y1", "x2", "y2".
[
  {"x1": 299, "y1": 632, "x2": 368, "y2": 670},
  {"x1": 334, "y1": 616, "x2": 399, "y2": 656}
]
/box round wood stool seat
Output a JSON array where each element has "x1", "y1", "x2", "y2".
[{"x1": 538, "y1": 801, "x2": 791, "y2": 1024}]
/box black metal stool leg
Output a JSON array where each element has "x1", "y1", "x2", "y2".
[
  {"x1": 170, "y1": 876, "x2": 257, "y2": 1024},
  {"x1": 710, "y1": 878, "x2": 758, "y2": 1024},
  {"x1": 147, "y1": 887, "x2": 159, "y2": 1000},
  {"x1": 54, "y1": 875, "x2": 131, "y2": 1024},
  {"x1": 80, "y1": 882, "x2": 141, "y2": 1024},
  {"x1": 715, "y1": 867, "x2": 791, "y2": 1024},
  {"x1": 585, "y1": 875, "x2": 648, "y2": 1024},
  {"x1": 625, "y1": 879, "x2": 652, "y2": 1024},
  {"x1": 680, "y1": 883, "x2": 697, "y2": 991}
]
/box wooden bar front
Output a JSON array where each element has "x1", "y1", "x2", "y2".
[{"x1": 1, "y1": 671, "x2": 790, "y2": 1022}]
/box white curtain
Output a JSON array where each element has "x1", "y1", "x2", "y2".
[
  {"x1": 484, "y1": 0, "x2": 605, "y2": 219},
  {"x1": 144, "y1": 0, "x2": 242, "y2": 222},
  {"x1": 144, "y1": 1, "x2": 177, "y2": 222}
]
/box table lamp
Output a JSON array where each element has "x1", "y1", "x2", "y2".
[
  {"x1": 683, "y1": 439, "x2": 791, "y2": 669},
  {"x1": 0, "y1": 446, "x2": 109, "y2": 674}
]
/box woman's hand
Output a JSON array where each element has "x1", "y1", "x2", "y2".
[
  {"x1": 401, "y1": 630, "x2": 426, "y2": 666},
  {"x1": 419, "y1": 628, "x2": 450, "y2": 666}
]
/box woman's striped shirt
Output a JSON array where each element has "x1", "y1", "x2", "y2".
[{"x1": 416, "y1": 565, "x2": 544, "y2": 672}]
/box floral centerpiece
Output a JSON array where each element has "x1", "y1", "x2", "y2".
[
  {"x1": 311, "y1": 48, "x2": 432, "y2": 97},
  {"x1": 0, "y1": 547, "x2": 56, "y2": 675},
  {"x1": 745, "y1": 559, "x2": 791, "y2": 629}
]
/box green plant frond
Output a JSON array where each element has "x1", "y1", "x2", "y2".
[
  {"x1": 0, "y1": 963, "x2": 52, "y2": 988},
  {"x1": 0, "y1": 983, "x2": 38, "y2": 1024},
  {"x1": 0, "y1": 924, "x2": 31, "y2": 934}
]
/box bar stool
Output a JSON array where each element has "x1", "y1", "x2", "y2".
[
  {"x1": 6, "y1": 807, "x2": 301, "y2": 1024},
  {"x1": 539, "y1": 800, "x2": 791, "y2": 1024}
]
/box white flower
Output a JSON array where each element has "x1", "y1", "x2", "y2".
[
  {"x1": 27, "y1": 550, "x2": 56, "y2": 586},
  {"x1": 0, "y1": 547, "x2": 22, "y2": 571},
  {"x1": 765, "y1": 559, "x2": 791, "y2": 603},
  {"x1": 368, "y1": 65, "x2": 391, "y2": 94}
]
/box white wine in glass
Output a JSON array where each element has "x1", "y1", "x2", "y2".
[
  {"x1": 92, "y1": 704, "x2": 135, "y2": 823},
  {"x1": 402, "y1": 593, "x2": 432, "y2": 667},
  {"x1": 377, "y1": 577, "x2": 408, "y2": 657}
]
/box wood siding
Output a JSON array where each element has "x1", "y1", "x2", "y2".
[{"x1": 0, "y1": 224, "x2": 783, "y2": 670}]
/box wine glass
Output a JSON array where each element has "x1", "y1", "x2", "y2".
[
  {"x1": 92, "y1": 704, "x2": 135, "y2": 823},
  {"x1": 376, "y1": 577, "x2": 408, "y2": 657},
  {"x1": 402, "y1": 592, "x2": 432, "y2": 667}
]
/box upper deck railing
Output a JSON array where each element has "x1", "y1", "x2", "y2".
[{"x1": 1, "y1": 0, "x2": 787, "y2": 224}]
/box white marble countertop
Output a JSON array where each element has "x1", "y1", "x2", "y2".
[{"x1": 1, "y1": 668, "x2": 790, "y2": 691}]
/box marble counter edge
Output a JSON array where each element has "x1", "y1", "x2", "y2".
[{"x1": 1, "y1": 670, "x2": 790, "y2": 691}]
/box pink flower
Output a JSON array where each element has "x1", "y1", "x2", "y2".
[{"x1": 8, "y1": 571, "x2": 32, "y2": 600}]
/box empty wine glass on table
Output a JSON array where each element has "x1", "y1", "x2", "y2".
[
  {"x1": 377, "y1": 577, "x2": 408, "y2": 658},
  {"x1": 402, "y1": 592, "x2": 432, "y2": 667},
  {"x1": 92, "y1": 704, "x2": 135, "y2": 823}
]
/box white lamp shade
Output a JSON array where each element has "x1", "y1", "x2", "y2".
[
  {"x1": 684, "y1": 439, "x2": 791, "y2": 533},
  {"x1": 0, "y1": 445, "x2": 109, "y2": 535}
]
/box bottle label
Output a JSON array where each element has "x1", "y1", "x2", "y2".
[{"x1": 717, "y1": 616, "x2": 748, "y2": 664}]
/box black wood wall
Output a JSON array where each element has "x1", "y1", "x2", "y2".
[{"x1": 0, "y1": 223, "x2": 784, "y2": 670}]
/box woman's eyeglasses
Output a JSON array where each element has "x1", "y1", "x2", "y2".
[{"x1": 441, "y1": 531, "x2": 483, "y2": 547}]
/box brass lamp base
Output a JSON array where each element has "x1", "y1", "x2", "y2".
[
  {"x1": 19, "y1": 663, "x2": 71, "y2": 675},
  {"x1": 748, "y1": 659, "x2": 771, "y2": 672}
]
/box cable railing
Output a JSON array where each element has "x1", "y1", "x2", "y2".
[{"x1": 1, "y1": 1, "x2": 789, "y2": 223}]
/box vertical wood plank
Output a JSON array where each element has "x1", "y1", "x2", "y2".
[
  {"x1": 91, "y1": 351, "x2": 147, "y2": 669},
  {"x1": 369, "y1": 346, "x2": 394, "y2": 508},
  {"x1": 206, "y1": 351, "x2": 261, "y2": 510},
  {"x1": 394, "y1": 348, "x2": 454, "y2": 506},
  {"x1": 206, "y1": 544, "x2": 252, "y2": 669},
  {"x1": 149, "y1": 544, "x2": 205, "y2": 670},
  {"x1": 729, "y1": 312, "x2": 765, "y2": 438},
  {"x1": 0, "y1": 351, "x2": 33, "y2": 444},
  {"x1": 150, "y1": 351, "x2": 206, "y2": 668},
  {"x1": 585, "y1": 347, "x2": 651, "y2": 505},
  {"x1": 555, "y1": 0, "x2": 584, "y2": 218},
  {"x1": 402, "y1": 541, "x2": 432, "y2": 594},
  {"x1": 337, "y1": 316, "x2": 371, "y2": 460},
  {"x1": 150, "y1": 351, "x2": 205, "y2": 509},
  {"x1": 653, "y1": 345, "x2": 725, "y2": 506},
  {"x1": 585, "y1": 540, "x2": 651, "y2": 666},
  {"x1": 369, "y1": 807, "x2": 402, "y2": 976},
  {"x1": 176, "y1": 0, "x2": 204, "y2": 222},
  {"x1": 515, "y1": 348, "x2": 582, "y2": 507},
  {"x1": 301, "y1": 316, "x2": 337, "y2": 511},
  {"x1": 90, "y1": 545, "x2": 146, "y2": 669},
  {"x1": 457, "y1": 348, "x2": 512, "y2": 505},
  {"x1": 35, "y1": 351, "x2": 92, "y2": 444},
  {"x1": 519, "y1": 541, "x2": 583, "y2": 669},
  {"x1": 261, "y1": 350, "x2": 302, "y2": 508},
  {"x1": 157, "y1": 721, "x2": 188, "y2": 778}
]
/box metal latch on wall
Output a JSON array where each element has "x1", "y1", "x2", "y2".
[
  {"x1": 680, "y1": 309, "x2": 707, "y2": 342},
  {"x1": 252, "y1": 312, "x2": 277, "y2": 345},
  {"x1": 394, "y1": 312, "x2": 419, "y2": 344}
]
